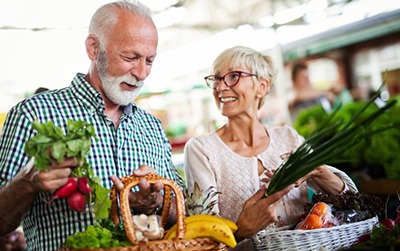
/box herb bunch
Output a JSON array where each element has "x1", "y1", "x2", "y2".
[
  {"x1": 24, "y1": 119, "x2": 111, "y2": 220},
  {"x1": 65, "y1": 221, "x2": 130, "y2": 249},
  {"x1": 267, "y1": 85, "x2": 398, "y2": 195}
]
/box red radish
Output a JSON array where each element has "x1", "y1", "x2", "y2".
[
  {"x1": 78, "y1": 177, "x2": 92, "y2": 194},
  {"x1": 380, "y1": 218, "x2": 395, "y2": 231},
  {"x1": 357, "y1": 234, "x2": 370, "y2": 243},
  {"x1": 52, "y1": 177, "x2": 78, "y2": 199},
  {"x1": 68, "y1": 191, "x2": 87, "y2": 212}
]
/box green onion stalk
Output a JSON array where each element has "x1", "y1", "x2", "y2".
[{"x1": 267, "y1": 84, "x2": 398, "y2": 195}]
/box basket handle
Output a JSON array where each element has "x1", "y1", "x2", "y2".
[{"x1": 109, "y1": 173, "x2": 186, "y2": 244}]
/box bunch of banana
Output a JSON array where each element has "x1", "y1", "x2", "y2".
[{"x1": 163, "y1": 214, "x2": 238, "y2": 248}]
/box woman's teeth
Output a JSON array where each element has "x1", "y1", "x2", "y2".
[{"x1": 220, "y1": 97, "x2": 237, "y2": 102}]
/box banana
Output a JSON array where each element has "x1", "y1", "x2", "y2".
[
  {"x1": 185, "y1": 214, "x2": 238, "y2": 232},
  {"x1": 164, "y1": 214, "x2": 237, "y2": 248},
  {"x1": 164, "y1": 214, "x2": 237, "y2": 239}
]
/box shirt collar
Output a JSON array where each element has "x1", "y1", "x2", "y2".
[{"x1": 71, "y1": 73, "x2": 136, "y2": 116}]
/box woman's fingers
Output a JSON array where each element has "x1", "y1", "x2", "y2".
[{"x1": 264, "y1": 184, "x2": 295, "y2": 205}]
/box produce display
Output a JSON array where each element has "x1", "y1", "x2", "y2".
[
  {"x1": 267, "y1": 85, "x2": 398, "y2": 195},
  {"x1": 347, "y1": 205, "x2": 400, "y2": 250},
  {"x1": 293, "y1": 192, "x2": 385, "y2": 231},
  {"x1": 63, "y1": 174, "x2": 238, "y2": 250},
  {"x1": 305, "y1": 191, "x2": 385, "y2": 221},
  {"x1": 24, "y1": 120, "x2": 111, "y2": 220},
  {"x1": 294, "y1": 95, "x2": 400, "y2": 180}
]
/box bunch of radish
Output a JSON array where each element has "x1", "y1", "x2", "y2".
[
  {"x1": 380, "y1": 205, "x2": 400, "y2": 230},
  {"x1": 25, "y1": 120, "x2": 111, "y2": 220},
  {"x1": 356, "y1": 205, "x2": 400, "y2": 247},
  {"x1": 52, "y1": 177, "x2": 92, "y2": 212}
]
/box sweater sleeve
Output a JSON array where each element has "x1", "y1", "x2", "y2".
[
  {"x1": 183, "y1": 136, "x2": 220, "y2": 214},
  {"x1": 307, "y1": 165, "x2": 358, "y2": 193}
]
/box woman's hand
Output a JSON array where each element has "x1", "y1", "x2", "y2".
[
  {"x1": 295, "y1": 165, "x2": 345, "y2": 194},
  {"x1": 111, "y1": 165, "x2": 164, "y2": 215},
  {"x1": 292, "y1": 166, "x2": 324, "y2": 187},
  {"x1": 234, "y1": 184, "x2": 294, "y2": 241}
]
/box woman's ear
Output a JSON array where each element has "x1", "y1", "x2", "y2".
[
  {"x1": 258, "y1": 78, "x2": 270, "y2": 98},
  {"x1": 85, "y1": 34, "x2": 99, "y2": 61}
]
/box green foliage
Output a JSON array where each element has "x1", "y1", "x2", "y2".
[
  {"x1": 183, "y1": 181, "x2": 219, "y2": 216},
  {"x1": 24, "y1": 119, "x2": 111, "y2": 220},
  {"x1": 267, "y1": 86, "x2": 398, "y2": 195},
  {"x1": 25, "y1": 120, "x2": 98, "y2": 171},
  {"x1": 294, "y1": 96, "x2": 400, "y2": 180},
  {"x1": 349, "y1": 224, "x2": 400, "y2": 250},
  {"x1": 65, "y1": 223, "x2": 130, "y2": 248},
  {"x1": 294, "y1": 105, "x2": 329, "y2": 138}
]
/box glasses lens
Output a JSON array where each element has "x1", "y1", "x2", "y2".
[
  {"x1": 226, "y1": 72, "x2": 241, "y2": 86},
  {"x1": 205, "y1": 76, "x2": 215, "y2": 88}
]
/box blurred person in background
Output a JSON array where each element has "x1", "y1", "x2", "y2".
[
  {"x1": 34, "y1": 87, "x2": 49, "y2": 95},
  {"x1": 289, "y1": 61, "x2": 354, "y2": 121},
  {"x1": 288, "y1": 61, "x2": 336, "y2": 121},
  {"x1": 0, "y1": 1, "x2": 183, "y2": 250},
  {"x1": 184, "y1": 46, "x2": 357, "y2": 250}
]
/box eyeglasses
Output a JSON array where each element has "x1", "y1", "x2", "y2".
[{"x1": 204, "y1": 71, "x2": 258, "y2": 89}]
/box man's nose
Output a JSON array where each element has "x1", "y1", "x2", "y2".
[{"x1": 131, "y1": 59, "x2": 149, "y2": 81}]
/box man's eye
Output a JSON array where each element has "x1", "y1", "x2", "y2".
[{"x1": 121, "y1": 55, "x2": 137, "y2": 61}]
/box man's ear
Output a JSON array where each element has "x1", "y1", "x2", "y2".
[{"x1": 85, "y1": 34, "x2": 99, "y2": 61}]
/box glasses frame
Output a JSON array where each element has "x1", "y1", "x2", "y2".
[{"x1": 204, "y1": 71, "x2": 258, "y2": 89}]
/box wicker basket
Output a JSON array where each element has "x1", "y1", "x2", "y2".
[
  {"x1": 61, "y1": 174, "x2": 227, "y2": 251},
  {"x1": 252, "y1": 216, "x2": 378, "y2": 251}
]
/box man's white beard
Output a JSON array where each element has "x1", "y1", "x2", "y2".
[
  {"x1": 101, "y1": 73, "x2": 144, "y2": 106},
  {"x1": 96, "y1": 48, "x2": 145, "y2": 106}
]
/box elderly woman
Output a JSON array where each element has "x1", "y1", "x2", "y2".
[{"x1": 183, "y1": 46, "x2": 357, "y2": 250}]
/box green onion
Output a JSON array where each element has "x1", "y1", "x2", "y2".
[{"x1": 266, "y1": 84, "x2": 398, "y2": 195}]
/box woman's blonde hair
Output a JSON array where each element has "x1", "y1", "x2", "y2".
[{"x1": 211, "y1": 46, "x2": 277, "y2": 108}]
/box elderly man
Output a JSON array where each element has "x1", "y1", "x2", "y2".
[{"x1": 0, "y1": 1, "x2": 184, "y2": 250}]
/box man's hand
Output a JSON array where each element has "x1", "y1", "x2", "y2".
[
  {"x1": 111, "y1": 165, "x2": 164, "y2": 215},
  {"x1": 18, "y1": 157, "x2": 79, "y2": 194},
  {"x1": 0, "y1": 230, "x2": 27, "y2": 251}
]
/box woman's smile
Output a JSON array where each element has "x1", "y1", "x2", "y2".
[{"x1": 219, "y1": 96, "x2": 238, "y2": 103}]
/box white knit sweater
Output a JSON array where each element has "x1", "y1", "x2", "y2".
[{"x1": 184, "y1": 125, "x2": 357, "y2": 250}]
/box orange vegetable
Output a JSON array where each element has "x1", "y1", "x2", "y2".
[
  {"x1": 310, "y1": 202, "x2": 330, "y2": 219},
  {"x1": 298, "y1": 214, "x2": 324, "y2": 230}
]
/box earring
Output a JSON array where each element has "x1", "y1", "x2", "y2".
[{"x1": 258, "y1": 94, "x2": 262, "y2": 98}]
